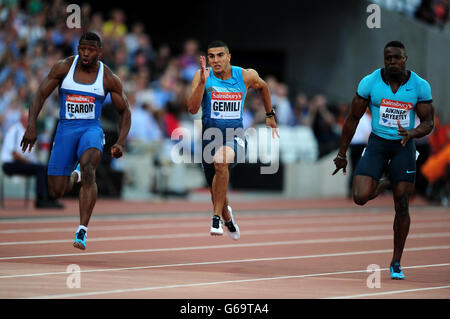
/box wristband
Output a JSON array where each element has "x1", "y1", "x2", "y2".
[
  {"x1": 336, "y1": 153, "x2": 347, "y2": 160},
  {"x1": 266, "y1": 110, "x2": 275, "y2": 118}
]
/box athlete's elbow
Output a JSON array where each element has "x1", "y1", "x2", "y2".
[
  {"x1": 418, "y1": 119, "x2": 434, "y2": 137},
  {"x1": 117, "y1": 106, "x2": 131, "y2": 120}
]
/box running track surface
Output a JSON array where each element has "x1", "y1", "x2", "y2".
[{"x1": 0, "y1": 193, "x2": 449, "y2": 299}]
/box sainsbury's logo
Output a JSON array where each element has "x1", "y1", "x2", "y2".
[
  {"x1": 211, "y1": 92, "x2": 243, "y2": 100},
  {"x1": 380, "y1": 99, "x2": 413, "y2": 111},
  {"x1": 66, "y1": 94, "x2": 95, "y2": 104}
]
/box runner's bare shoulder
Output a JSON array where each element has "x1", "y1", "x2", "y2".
[
  {"x1": 49, "y1": 56, "x2": 76, "y2": 80},
  {"x1": 102, "y1": 64, "x2": 122, "y2": 93}
]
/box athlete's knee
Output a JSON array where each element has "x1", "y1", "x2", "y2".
[
  {"x1": 352, "y1": 188, "x2": 370, "y2": 206},
  {"x1": 49, "y1": 185, "x2": 65, "y2": 199},
  {"x1": 353, "y1": 194, "x2": 369, "y2": 206},
  {"x1": 352, "y1": 176, "x2": 375, "y2": 206},
  {"x1": 394, "y1": 195, "x2": 410, "y2": 217},
  {"x1": 393, "y1": 183, "x2": 413, "y2": 217},
  {"x1": 80, "y1": 163, "x2": 96, "y2": 184}
]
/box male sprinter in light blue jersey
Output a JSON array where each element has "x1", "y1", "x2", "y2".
[
  {"x1": 333, "y1": 41, "x2": 434, "y2": 279},
  {"x1": 21, "y1": 32, "x2": 131, "y2": 250},
  {"x1": 187, "y1": 40, "x2": 279, "y2": 240}
]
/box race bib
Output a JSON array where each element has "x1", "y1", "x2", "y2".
[
  {"x1": 211, "y1": 92, "x2": 243, "y2": 120},
  {"x1": 65, "y1": 94, "x2": 95, "y2": 119},
  {"x1": 379, "y1": 99, "x2": 413, "y2": 128}
]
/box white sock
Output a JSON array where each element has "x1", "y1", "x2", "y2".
[
  {"x1": 74, "y1": 169, "x2": 81, "y2": 183},
  {"x1": 77, "y1": 225, "x2": 87, "y2": 233}
]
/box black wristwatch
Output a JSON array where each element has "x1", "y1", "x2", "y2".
[{"x1": 266, "y1": 109, "x2": 276, "y2": 118}]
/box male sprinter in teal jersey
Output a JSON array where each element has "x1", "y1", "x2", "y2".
[
  {"x1": 187, "y1": 40, "x2": 279, "y2": 240},
  {"x1": 21, "y1": 32, "x2": 131, "y2": 250},
  {"x1": 332, "y1": 41, "x2": 434, "y2": 279}
]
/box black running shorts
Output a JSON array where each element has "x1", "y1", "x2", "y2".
[
  {"x1": 354, "y1": 133, "x2": 417, "y2": 184},
  {"x1": 201, "y1": 135, "x2": 247, "y2": 187}
]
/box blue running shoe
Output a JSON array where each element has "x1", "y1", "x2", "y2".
[
  {"x1": 390, "y1": 261, "x2": 405, "y2": 280},
  {"x1": 73, "y1": 229, "x2": 87, "y2": 250}
]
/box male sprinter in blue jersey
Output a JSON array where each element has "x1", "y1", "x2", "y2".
[
  {"x1": 332, "y1": 41, "x2": 434, "y2": 279},
  {"x1": 187, "y1": 40, "x2": 279, "y2": 240},
  {"x1": 21, "y1": 32, "x2": 131, "y2": 250}
]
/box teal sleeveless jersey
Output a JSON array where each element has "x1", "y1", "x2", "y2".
[
  {"x1": 356, "y1": 68, "x2": 432, "y2": 140},
  {"x1": 201, "y1": 66, "x2": 247, "y2": 135}
]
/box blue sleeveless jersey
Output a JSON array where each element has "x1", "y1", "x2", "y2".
[
  {"x1": 58, "y1": 55, "x2": 106, "y2": 125},
  {"x1": 201, "y1": 66, "x2": 247, "y2": 136},
  {"x1": 357, "y1": 68, "x2": 432, "y2": 140}
]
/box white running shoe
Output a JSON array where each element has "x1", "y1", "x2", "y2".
[
  {"x1": 224, "y1": 205, "x2": 240, "y2": 240},
  {"x1": 210, "y1": 215, "x2": 223, "y2": 236}
]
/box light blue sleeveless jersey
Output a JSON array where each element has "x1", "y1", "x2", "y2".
[
  {"x1": 357, "y1": 68, "x2": 432, "y2": 140},
  {"x1": 201, "y1": 66, "x2": 247, "y2": 135}
]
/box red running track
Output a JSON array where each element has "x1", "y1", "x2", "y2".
[{"x1": 0, "y1": 194, "x2": 449, "y2": 299}]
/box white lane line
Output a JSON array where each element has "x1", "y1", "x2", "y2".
[
  {"x1": 26, "y1": 263, "x2": 450, "y2": 299},
  {"x1": 2, "y1": 205, "x2": 447, "y2": 224},
  {"x1": 1, "y1": 245, "x2": 449, "y2": 279},
  {"x1": 1, "y1": 232, "x2": 449, "y2": 261},
  {"x1": 0, "y1": 218, "x2": 366, "y2": 234},
  {"x1": 1, "y1": 222, "x2": 449, "y2": 246},
  {"x1": 1, "y1": 215, "x2": 449, "y2": 234},
  {"x1": 329, "y1": 285, "x2": 450, "y2": 299}
]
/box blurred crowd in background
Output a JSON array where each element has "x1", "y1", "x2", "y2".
[
  {"x1": 373, "y1": 0, "x2": 449, "y2": 29},
  {"x1": 0, "y1": 0, "x2": 449, "y2": 205}
]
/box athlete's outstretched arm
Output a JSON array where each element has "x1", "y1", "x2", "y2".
[
  {"x1": 187, "y1": 56, "x2": 210, "y2": 114},
  {"x1": 332, "y1": 94, "x2": 368, "y2": 175},
  {"x1": 243, "y1": 68, "x2": 279, "y2": 138},
  {"x1": 105, "y1": 68, "x2": 131, "y2": 158},
  {"x1": 397, "y1": 102, "x2": 434, "y2": 147},
  {"x1": 20, "y1": 58, "x2": 72, "y2": 153}
]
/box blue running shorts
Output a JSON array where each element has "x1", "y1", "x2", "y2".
[{"x1": 48, "y1": 121, "x2": 105, "y2": 176}]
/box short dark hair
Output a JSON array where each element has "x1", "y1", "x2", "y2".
[
  {"x1": 384, "y1": 40, "x2": 405, "y2": 50},
  {"x1": 207, "y1": 40, "x2": 229, "y2": 52},
  {"x1": 79, "y1": 32, "x2": 102, "y2": 48}
]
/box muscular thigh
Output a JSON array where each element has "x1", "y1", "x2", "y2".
[
  {"x1": 388, "y1": 139, "x2": 417, "y2": 185},
  {"x1": 354, "y1": 134, "x2": 390, "y2": 182},
  {"x1": 352, "y1": 174, "x2": 378, "y2": 199},
  {"x1": 77, "y1": 125, "x2": 105, "y2": 159},
  {"x1": 48, "y1": 124, "x2": 79, "y2": 176}
]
